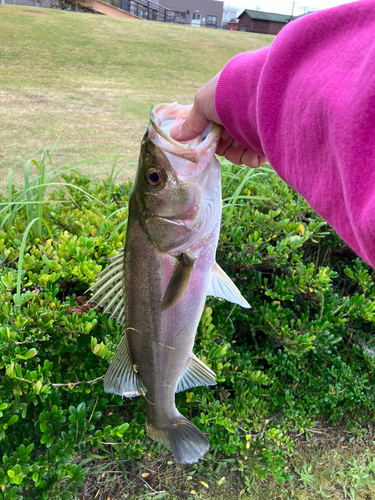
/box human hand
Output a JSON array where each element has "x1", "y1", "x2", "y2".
[{"x1": 170, "y1": 73, "x2": 267, "y2": 168}]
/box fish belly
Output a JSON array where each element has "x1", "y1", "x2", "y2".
[{"x1": 124, "y1": 217, "x2": 216, "y2": 463}]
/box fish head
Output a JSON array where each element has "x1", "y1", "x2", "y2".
[{"x1": 132, "y1": 103, "x2": 222, "y2": 254}]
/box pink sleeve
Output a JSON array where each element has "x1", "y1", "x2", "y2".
[{"x1": 215, "y1": 1, "x2": 375, "y2": 268}]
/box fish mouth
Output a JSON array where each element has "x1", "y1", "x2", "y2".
[{"x1": 149, "y1": 102, "x2": 221, "y2": 163}]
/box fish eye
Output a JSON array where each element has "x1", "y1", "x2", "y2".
[{"x1": 145, "y1": 168, "x2": 165, "y2": 188}]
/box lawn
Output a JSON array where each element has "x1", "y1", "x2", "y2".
[{"x1": 0, "y1": 5, "x2": 272, "y2": 184}]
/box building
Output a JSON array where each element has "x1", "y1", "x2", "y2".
[
  {"x1": 222, "y1": 7, "x2": 238, "y2": 24},
  {"x1": 226, "y1": 21, "x2": 238, "y2": 30},
  {"x1": 158, "y1": 0, "x2": 223, "y2": 28},
  {"x1": 238, "y1": 9, "x2": 295, "y2": 35}
]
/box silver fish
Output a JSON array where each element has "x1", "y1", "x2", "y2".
[{"x1": 90, "y1": 102, "x2": 250, "y2": 464}]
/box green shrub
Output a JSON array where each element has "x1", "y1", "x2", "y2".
[{"x1": 0, "y1": 156, "x2": 374, "y2": 498}]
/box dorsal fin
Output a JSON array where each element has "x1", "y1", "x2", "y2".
[
  {"x1": 176, "y1": 355, "x2": 216, "y2": 393},
  {"x1": 207, "y1": 263, "x2": 250, "y2": 309},
  {"x1": 88, "y1": 249, "x2": 125, "y2": 324},
  {"x1": 104, "y1": 333, "x2": 146, "y2": 398}
]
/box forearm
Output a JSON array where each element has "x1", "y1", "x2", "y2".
[{"x1": 215, "y1": 1, "x2": 375, "y2": 267}]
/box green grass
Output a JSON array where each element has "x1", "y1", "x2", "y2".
[
  {"x1": 0, "y1": 5, "x2": 273, "y2": 184},
  {"x1": 2, "y1": 155, "x2": 375, "y2": 499}
]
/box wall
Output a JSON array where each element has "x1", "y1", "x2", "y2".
[
  {"x1": 238, "y1": 12, "x2": 286, "y2": 35},
  {"x1": 159, "y1": 0, "x2": 223, "y2": 28}
]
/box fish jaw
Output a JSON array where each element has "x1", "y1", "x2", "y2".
[
  {"x1": 146, "y1": 103, "x2": 222, "y2": 255},
  {"x1": 149, "y1": 101, "x2": 222, "y2": 160},
  {"x1": 133, "y1": 130, "x2": 222, "y2": 255}
]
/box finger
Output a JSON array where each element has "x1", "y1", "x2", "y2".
[
  {"x1": 216, "y1": 129, "x2": 234, "y2": 156},
  {"x1": 258, "y1": 155, "x2": 267, "y2": 166},
  {"x1": 240, "y1": 150, "x2": 267, "y2": 168},
  {"x1": 223, "y1": 141, "x2": 248, "y2": 166},
  {"x1": 170, "y1": 106, "x2": 210, "y2": 142}
]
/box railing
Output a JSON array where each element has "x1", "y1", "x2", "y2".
[{"x1": 100, "y1": 0, "x2": 170, "y2": 22}]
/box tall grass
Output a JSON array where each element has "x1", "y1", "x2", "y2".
[
  {"x1": 1, "y1": 148, "x2": 132, "y2": 305},
  {"x1": 1, "y1": 145, "x2": 132, "y2": 240},
  {"x1": 221, "y1": 161, "x2": 272, "y2": 226}
]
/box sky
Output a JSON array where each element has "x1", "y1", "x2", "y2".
[{"x1": 222, "y1": 0, "x2": 359, "y2": 16}]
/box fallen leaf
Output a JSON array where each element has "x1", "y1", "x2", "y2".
[{"x1": 67, "y1": 301, "x2": 102, "y2": 314}]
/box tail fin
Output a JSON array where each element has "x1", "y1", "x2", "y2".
[{"x1": 146, "y1": 415, "x2": 209, "y2": 464}]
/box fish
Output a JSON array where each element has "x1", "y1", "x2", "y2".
[{"x1": 89, "y1": 102, "x2": 250, "y2": 464}]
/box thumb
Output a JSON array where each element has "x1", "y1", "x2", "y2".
[{"x1": 170, "y1": 106, "x2": 210, "y2": 142}]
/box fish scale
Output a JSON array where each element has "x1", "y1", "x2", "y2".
[{"x1": 89, "y1": 102, "x2": 250, "y2": 463}]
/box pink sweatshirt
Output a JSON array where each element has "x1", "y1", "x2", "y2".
[{"x1": 215, "y1": 1, "x2": 375, "y2": 268}]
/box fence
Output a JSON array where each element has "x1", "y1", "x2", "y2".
[
  {"x1": 3, "y1": 0, "x2": 52, "y2": 7},
  {"x1": 2, "y1": 0, "x2": 169, "y2": 17},
  {"x1": 99, "y1": 0, "x2": 169, "y2": 22},
  {"x1": 2, "y1": 0, "x2": 235, "y2": 30}
]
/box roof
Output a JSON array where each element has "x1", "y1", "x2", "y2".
[{"x1": 239, "y1": 9, "x2": 295, "y2": 23}]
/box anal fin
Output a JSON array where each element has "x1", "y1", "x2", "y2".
[
  {"x1": 104, "y1": 334, "x2": 146, "y2": 398},
  {"x1": 176, "y1": 354, "x2": 216, "y2": 393},
  {"x1": 207, "y1": 263, "x2": 250, "y2": 309}
]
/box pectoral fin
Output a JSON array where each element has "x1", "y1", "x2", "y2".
[
  {"x1": 207, "y1": 263, "x2": 250, "y2": 308},
  {"x1": 104, "y1": 333, "x2": 146, "y2": 398},
  {"x1": 162, "y1": 253, "x2": 195, "y2": 311},
  {"x1": 176, "y1": 354, "x2": 216, "y2": 392}
]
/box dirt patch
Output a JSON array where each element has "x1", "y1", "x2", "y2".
[{"x1": 74, "y1": 420, "x2": 375, "y2": 500}]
